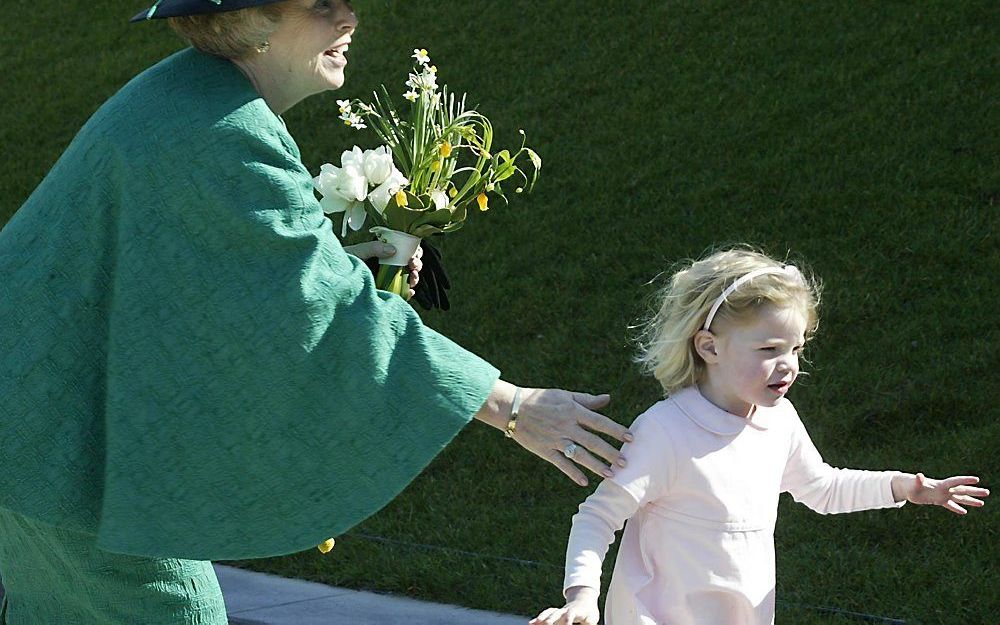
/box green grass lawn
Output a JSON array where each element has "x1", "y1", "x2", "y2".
[{"x1": 3, "y1": 1, "x2": 997, "y2": 623}]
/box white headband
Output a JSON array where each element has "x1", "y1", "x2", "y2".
[{"x1": 702, "y1": 265, "x2": 801, "y2": 331}]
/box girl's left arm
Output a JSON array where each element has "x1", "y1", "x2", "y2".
[{"x1": 890, "y1": 473, "x2": 989, "y2": 515}]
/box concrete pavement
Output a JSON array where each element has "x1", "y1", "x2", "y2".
[
  {"x1": 2, "y1": 566, "x2": 531, "y2": 624},
  {"x1": 217, "y1": 564, "x2": 530, "y2": 625}
]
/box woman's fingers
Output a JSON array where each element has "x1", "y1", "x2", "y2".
[
  {"x1": 572, "y1": 394, "x2": 632, "y2": 443},
  {"x1": 571, "y1": 391, "x2": 610, "y2": 410},
  {"x1": 566, "y1": 444, "x2": 615, "y2": 479},
  {"x1": 572, "y1": 430, "x2": 626, "y2": 470},
  {"x1": 546, "y1": 450, "x2": 589, "y2": 487},
  {"x1": 341, "y1": 241, "x2": 395, "y2": 260}
]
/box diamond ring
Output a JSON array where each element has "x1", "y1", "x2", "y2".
[{"x1": 563, "y1": 442, "x2": 578, "y2": 459}]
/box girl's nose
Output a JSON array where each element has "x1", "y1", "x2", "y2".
[{"x1": 776, "y1": 356, "x2": 797, "y2": 373}]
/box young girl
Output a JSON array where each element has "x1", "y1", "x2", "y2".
[{"x1": 531, "y1": 248, "x2": 989, "y2": 625}]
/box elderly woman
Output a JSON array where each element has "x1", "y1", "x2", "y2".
[{"x1": 0, "y1": 0, "x2": 632, "y2": 622}]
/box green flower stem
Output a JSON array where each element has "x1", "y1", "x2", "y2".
[{"x1": 375, "y1": 263, "x2": 411, "y2": 300}]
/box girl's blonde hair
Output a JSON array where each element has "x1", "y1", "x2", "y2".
[
  {"x1": 635, "y1": 247, "x2": 821, "y2": 394},
  {"x1": 168, "y1": 3, "x2": 289, "y2": 60}
]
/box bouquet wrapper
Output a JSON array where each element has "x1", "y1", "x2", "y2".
[{"x1": 371, "y1": 227, "x2": 421, "y2": 298}]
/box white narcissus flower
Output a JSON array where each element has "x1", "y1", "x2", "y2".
[
  {"x1": 313, "y1": 159, "x2": 369, "y2": 237},
  {"x1": 406, "y1": 70, "x2": 437, "y2": 92},
  {"x1": 344, "y1": 112, "x2": 366, "y2": 129},
  {"x1": 430, "y1": 189, "x2": 449, "y2": 209},
  {"x1": 403, "y1": 90, "x2": 419, "y2": 102},
  {"x1": 336, "y1": 99, "x2": 351, "y2": 112},
  {"x1": 339, "y1": 146, "x2": 365, "y2": 171},
  {"x1": 368, "y1": 168, "x2": 409, "y2": 214},
  {"x1": 362, "y1": 146, "x2": 394, "y2": 185},
  {"x1": 412, "y1": 48, "x2": 430, "y2": 65}
]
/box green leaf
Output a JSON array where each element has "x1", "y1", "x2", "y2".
[
  {"x1": 412, "y1": 224, "x2": 445, "y2": 238},
  {"x1": 410, "y1": 208, "x2": 455, "y2": 230}
]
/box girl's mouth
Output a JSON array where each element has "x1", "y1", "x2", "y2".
[{"x1": 768, "y1": 381, "x2": 791, "y2": 394}]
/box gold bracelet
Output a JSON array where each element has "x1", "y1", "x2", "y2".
[{"x1": 504, "y1": 387, "x2": 522, "y2": 439}]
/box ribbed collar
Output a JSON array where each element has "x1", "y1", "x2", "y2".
[{"x1": 670, "y1": 386, "x2": 773, "y2": 435}]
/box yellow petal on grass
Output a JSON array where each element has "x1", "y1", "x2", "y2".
[
  {"x1": 318, "y1": 538, "x2": 336, "y2": 554},
  {"x1": 395, "y1": 190, "x2": 408, "y2": 207},
  {"x1": 448, "y1": 187, "x2": 457, "y2": 198},
  {"x1": 476, "y1": 193, "x2": 489, "y2": 211},
  {"x1": 439, "y1": 141, "x2": 453, "y2": 158},
  {"x1": 430, "y1": 160, "x2": 441, "y2": 172}
]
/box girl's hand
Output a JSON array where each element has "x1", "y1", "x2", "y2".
[
  {"x1": 892, "y1": 473, "x2": 989, "y2": 514},
  {"x1": 343, "y1": 241, "x2": 424, "y2": 298},
  {"x1": 531, "y1": 586, "x2": 600, "y2": 625}
]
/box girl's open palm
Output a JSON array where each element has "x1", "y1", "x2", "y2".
[{"x1": 908, "y1": 473, "x2": 989, "y2": 514}]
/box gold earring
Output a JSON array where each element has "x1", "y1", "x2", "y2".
[{"x1": 256, "y1": 41, "x2": 271, "y2": 53}]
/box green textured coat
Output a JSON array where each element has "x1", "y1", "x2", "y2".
[{"x1": 0, "y1": 47, "x2": 499, "y2": 562}]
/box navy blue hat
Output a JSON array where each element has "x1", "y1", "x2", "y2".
[{"x1": 130, "y1": 0, "x2": 288, "y2": 23}]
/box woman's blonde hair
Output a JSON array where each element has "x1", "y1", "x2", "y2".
[
  {"x1": 635, "y1": 247, "x2": 822, "y2": 394},
  {"x1": 168, "y1": 3, "x2": 289, "y2": 60}
]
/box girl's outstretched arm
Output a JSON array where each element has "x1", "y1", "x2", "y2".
[{"x1": 890, "y1": 473, "x2": 989, "y2": 514}]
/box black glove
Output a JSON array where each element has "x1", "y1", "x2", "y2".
[{"x1": 413, "y1": 238, "x2": 451, "y2": 311}]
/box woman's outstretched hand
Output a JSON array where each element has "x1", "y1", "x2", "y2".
[
  {"x1": 343, "y1": 240, "x2": 423, "y2": 298},
  {"x1": 892, "y1": 473, "x2": 989, "y2": 514},
  {"x1": 477, "y1": 382, "x2": 633, "y2": 486}
]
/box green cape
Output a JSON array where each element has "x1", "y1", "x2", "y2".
[{"x1": 0, "y1": 48, "x2": 499, "y2": 560}]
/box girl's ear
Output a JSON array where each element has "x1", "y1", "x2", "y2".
[{"x1": 694, "y1": 330, "x2": 719, "y2": 364}]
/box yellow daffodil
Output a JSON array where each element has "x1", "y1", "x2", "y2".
[
  {"x1": 439, "y1": 141, "x2": 453, "y2": 158},
  {"x1": 318, "y1": 538, "x2": 336, "y2": 554},
  {"x1": 477, "y1": 193, "x2": 489, "y2": 211},
  {"x1": 395, "y1": 189, "x2": 409, "y2": 207}
]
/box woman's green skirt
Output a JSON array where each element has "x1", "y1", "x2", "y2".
[{"x1": 0, "y1": 507, "x2": 227, "y2": 624}]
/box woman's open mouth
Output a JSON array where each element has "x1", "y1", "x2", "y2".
[{"x1": 323, "y1": 44, "x2": 349, "y2": 66}]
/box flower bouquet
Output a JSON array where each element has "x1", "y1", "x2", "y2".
[{"x1": 313, "y1": 48, "x2": 541, "y2": 300}]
